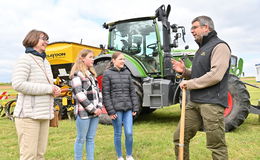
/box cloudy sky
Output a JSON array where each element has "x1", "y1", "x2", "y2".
[{"x1": 0, "y1": 0, "x2": 259, "y2": 82}]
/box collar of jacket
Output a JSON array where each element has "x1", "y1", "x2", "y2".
[
  {"x1": 25, "y1": 47, "x2": 46, "y2": 60},
  {"x1": 196, "y1": 30, "x2": 218, "y2": 47},
  {"x1": 109, "y1": 66, "x2": 126, "y2": 72}
]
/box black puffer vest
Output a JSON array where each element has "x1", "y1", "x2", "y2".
[
  {"x1": 190, "y1": 31, "x2": 231, "y2": 108},
  {"x1": 102, "y1": 66, "x2": 139, "y2": 115}
]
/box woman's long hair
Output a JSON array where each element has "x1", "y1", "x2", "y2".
[{"x1": 70, "y1": 49, "x2": 96, "y2": 78}]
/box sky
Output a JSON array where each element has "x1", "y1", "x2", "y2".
[{"x1": 0, "y1": 0, "x2": 260, "y2": 82}]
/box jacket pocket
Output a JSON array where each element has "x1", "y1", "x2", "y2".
[{"x1": 23, "y1": 95, "x2": 33, "y2": 117}]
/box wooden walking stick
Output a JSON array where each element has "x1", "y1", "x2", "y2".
[{"x1": 179, "y1": 88, "x2": 186, "y2": 160}]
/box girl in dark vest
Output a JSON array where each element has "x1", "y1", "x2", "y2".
[{"x1": 102, "y1": 52, "x2": 139, "y2": 160}]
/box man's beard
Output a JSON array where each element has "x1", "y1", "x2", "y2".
[
  {"x1": 195, "y1": 35, "x2": 203, "y2": 44},
  {"x1": 195, "y1": 32, "x2": 209, "y2": 44}
]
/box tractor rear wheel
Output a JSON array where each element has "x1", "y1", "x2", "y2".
[
  {"x1": 224, "y1": 74, "x2": 250, "y2": 132},
  {"x1": 94, "y1": 59, "x2": 143, "y2": 125},
  {"x1": 95, "y1": 59, "x2": 111, "y2": 124},
  {"x1": 132, "y1": 77, "x2": 144, "y2": 116}
]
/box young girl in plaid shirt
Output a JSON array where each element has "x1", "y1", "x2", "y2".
[{"x1": 70, "y1": 49, "x2": 102, "y2": 160}]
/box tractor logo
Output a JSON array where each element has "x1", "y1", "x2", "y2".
[{"x1": 200, "y1": 52, "x2": 206, "y2": 56}]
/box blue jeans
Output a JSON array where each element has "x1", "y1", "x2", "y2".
[
  {"x1": 112, "y1": 110, "x2": 133, "y2": 157},
  {"x1": 74, "y1": 116, "x2": 99, "y2": 160}
]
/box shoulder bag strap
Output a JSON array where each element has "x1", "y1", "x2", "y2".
[{"x1": 29, "y1": 55, "x2": 52, "y2": 84}]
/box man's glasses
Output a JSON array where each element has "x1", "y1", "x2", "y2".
[
  {"x1": 191, "y1": 25, "x2": 200, "y2": 30},
  {"x1": 191, "y1": 25, "x2": 206, "y2": 30}
]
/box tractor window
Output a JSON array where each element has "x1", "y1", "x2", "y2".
[
  {"x1": 230, "y1": 55, "x2": 237, "y2": 67},
  {"x1": 110, "y1": 20, "x2": 161, "y2": 73}
]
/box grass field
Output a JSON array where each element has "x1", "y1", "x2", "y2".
[{"x1": 0, "y1": 78, "x2": 259, "y2": 160}]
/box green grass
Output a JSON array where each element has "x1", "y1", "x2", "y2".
[
  {"x1": 240, "y1": 77, "x2": 260, "y2": 105},
  {"x1": 0, "y1": 82, "x2": 11, "y2": 86},
  {"x1": 0, "y1": 78, "x2": 259, "y2": 160}
]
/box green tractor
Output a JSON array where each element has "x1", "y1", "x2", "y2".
[{"x1": 94, "y1": 4, "x2": 250, "y2": 131}]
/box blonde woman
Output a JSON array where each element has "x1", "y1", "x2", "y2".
[
  {"x1": 12, "y1": 29, "x2": 61, "y2": 160},
  {"x1": 70, "y1": 49, "x2": 102, "y2": 160}
]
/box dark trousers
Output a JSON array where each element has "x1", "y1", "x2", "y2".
[{"x1": 173, "y1": 101, "x2": 228, "y2": 160}]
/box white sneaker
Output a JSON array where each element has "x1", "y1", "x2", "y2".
[
  {"x1": 126, "y1": 155, "x2": 134, "y2": 160},
  {"x1": 118, "y1": 157, "x2": 124, "y2": 160}
]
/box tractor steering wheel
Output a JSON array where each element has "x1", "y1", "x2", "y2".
[{"x1": 147, "y1": 43, "x2": 157, "y2": 50}]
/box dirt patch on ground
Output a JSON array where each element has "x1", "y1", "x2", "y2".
[
  {"x1": 0, "y1": 85, "x2": 16, "y2": 95},
  {"x1": 0, "y1": 85, "x2": 12, "y2": 90},
  {"x1": 0, "y1": 85, "x2": 16, "y2": 100},
  {"x1": 241, "y1": 77, "x2": 257, "y2": 81}
]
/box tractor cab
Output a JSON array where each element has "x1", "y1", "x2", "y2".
[
  {"x1": 102, "y1": 5, "x2": 186, "y2": 78},
  {"x1": 105, "y1": 18, "x2": 161, "y2": 74}
]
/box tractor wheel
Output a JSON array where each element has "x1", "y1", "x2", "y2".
[
  {"x1": 224, "y1": 74, "x2": 250, "y2": 132},
  {"x1": 95, "y1": 59, "x2": 111, "y2": 83},
  {"x1": 94, "y1": 59, "x2": 143, "y2": 125},
  {"x1": 141, "y1": 108, "x2": 156, "y2": 114},
  {"x1": 94, "y1": 59, "x2": 112, "y2": 125},
  {"x1": 132, "y1": 77, "x2": 144, "y2": 117},
  {"x1": 5, "y1": 99, "x2": 16, "y2": 121},
  {"x1": 179, "y1": 89, "x2": 190, "y2": 108},
  {"x1": 0, "y1": 104, "x2": 3, "y2": 117}
]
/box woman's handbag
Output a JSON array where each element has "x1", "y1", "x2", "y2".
[
  {"x1": 30, "y1": 55, "x2": 59, "y2": 127},
  {"x1": 49, "y1": 110, "x2": 59, "y2": 127}
]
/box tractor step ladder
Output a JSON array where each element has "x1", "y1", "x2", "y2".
[{"x1": 142, "y1": 79, "x2": 171, "y2": 108}]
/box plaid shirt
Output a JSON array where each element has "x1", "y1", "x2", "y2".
[{"x1": 71, "y1": 71, "x2": 102, "y2": 119}]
